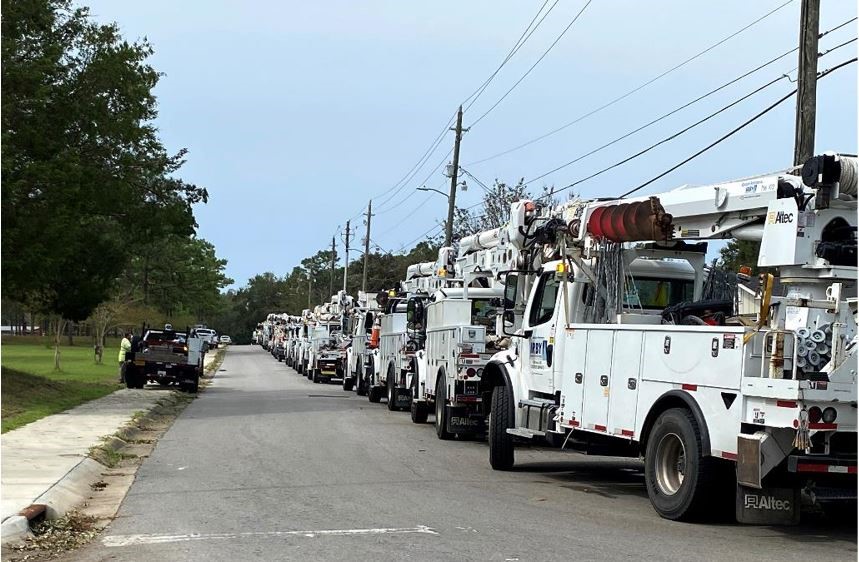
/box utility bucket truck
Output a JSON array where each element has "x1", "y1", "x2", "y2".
[
  {"x1": 481, "y1": 153, "x2": 857, "y2": 524},
  {"x1": 308, "y1": 291, "x2": 352, "y2": 384},
  {"x1": 410, "y1": 202, "x2": 537, "y2": 437},
  {"x1": 368, "y1": 250, "x2": 456, "y2": 407},
  {"x1": 343, "y1": 291, "x2": 380, "y2": 394}
]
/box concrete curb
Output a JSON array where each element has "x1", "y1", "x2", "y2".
[{"x1": 0, "y1": 390, "x2": 186, "y2": 545}]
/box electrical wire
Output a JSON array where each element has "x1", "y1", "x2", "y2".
[
  {"x1": 618, "y1": 56, "x2": 857, "y2": 198},
  {"x1": 462, "y1": 0, "x2": 560, "y2": 112},
  {"x1": 525, "y1": 72, "x2": 790, "y2": 194},
  {"x1": 468, "y1": 0, "x2": 593, "y2": 129},
  {"x1": 522, "y1": 35, "x2": 856, "y2": 187},
  {"x1": 465, "y1": 0, "x2": 797, "y2": 165}
]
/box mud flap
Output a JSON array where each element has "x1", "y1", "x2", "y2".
[
  {"x1": 446, "y1": 406, "x2": 485, "y2": 435},
  {"x1": 736, "y1": 484, "x2": 800, "y2": 525},
  {"x1": 394, "y1": 387, "x2": 412, "y2": 409}
]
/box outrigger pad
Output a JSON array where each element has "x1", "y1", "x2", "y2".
[{"x1": 735, "y1": 484, "x2": 799, "y2": 525}]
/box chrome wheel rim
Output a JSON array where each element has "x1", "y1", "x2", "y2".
[{"x1": 655, "y1": 432, "x2": 686, "y2": 496}]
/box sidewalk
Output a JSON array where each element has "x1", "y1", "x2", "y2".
[{"x1": 1, "y1": 352, "x2": 219, "y2": 540}]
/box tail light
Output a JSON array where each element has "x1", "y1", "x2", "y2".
[
  {"x1": 808, "y1": 406, "x2": 823, "y2": 423},
  {"x1": 466, "y1": 368, "x2": 476, "y2": 378}
]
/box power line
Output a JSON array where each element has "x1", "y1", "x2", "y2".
[
  {"x1": 361, "y1": 0, "x2": 569, "y2": 217},
  {"x1": 618, "y1": 56, "x2": 857, "y2": 198},
  {"x1": 522, "y1": 34, "x2": 856, "y2": 187},
  {"x1": 462, "y1": 0, "x2": 559, "y2": 112},
  {"x1": 468, "y1": 0, "x2": 593, "y2": 128},
  {"x1": 465, "y1": 0, "x2": 797, "y2": 165}
]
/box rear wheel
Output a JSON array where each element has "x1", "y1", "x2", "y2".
[
  {"x1": 410, "y1": 370, "x2": 428, "y2": 423},
  {"x1": 355, "y1": 360, "x2": 367, "y2": 396},
  {"x1": 386, "y1": 366, "x2": 398, "y2": 411},
  {"x1": 435, "y1": 376, "x2": 452, "y2": 440},
  {"x1": 489, "y1": 384, "x2": 515, "y2": 470},
  {"x1": 645, "y1": 408, "x2": 722, "y2": 521},
  {"x1": 312, "y1": 369, "x2": 320, "y2": 384}
]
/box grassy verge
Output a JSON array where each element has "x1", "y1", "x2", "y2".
[{"x1": 1, "y1": 337, "x2": 122, "y2": 433}]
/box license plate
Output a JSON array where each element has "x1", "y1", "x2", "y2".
[
  {"x1": 157, "y1": 370, "x2": 166, "y2": 376},
  {"x1": 321, "y1": 370, "x2": 336, "y2": 375}
]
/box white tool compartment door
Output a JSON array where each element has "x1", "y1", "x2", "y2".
[
  {"x1": 581, "y1": 330, "x2": 614, "y2": 431},
  {"x1": 559, "y1": 327, "x2": 588, "y2": 425},
  {"x1": 607, "y1": 330, "x2": 642, "y2": 437}
]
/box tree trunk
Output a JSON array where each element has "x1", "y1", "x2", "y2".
[{"x1": 53, "y1": 318, "x2": 66, "y2": 371}]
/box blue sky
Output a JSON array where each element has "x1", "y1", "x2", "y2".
[{"x1": 86, "y1": 0, "x2": 857, "y2": 288}]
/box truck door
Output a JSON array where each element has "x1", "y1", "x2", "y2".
[{"x1": 523, "y1": 271, "x2": 561, "y2": 395}]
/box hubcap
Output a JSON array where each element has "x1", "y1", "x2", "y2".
[{"x1": 655, "y1": 432, "x2": 686, "y2": 496}]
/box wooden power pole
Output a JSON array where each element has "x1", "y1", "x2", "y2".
[
  {"x1": 445, "y1": 105, "x2": 464, "y2": 247},
  {"x1": 362, "y1": 201, "x2": 372, "y2": 293},
  {"x1": 329, "y1": 236, "x2": 335, "y2": 297},
  {"x1": 342, "y1": 220, "x2": 351, "y2": 292},
  {"x1": 793, "y1": 0, "x2": 820, "y2": 166}
]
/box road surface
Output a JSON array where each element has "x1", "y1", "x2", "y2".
[{"x1": 69, "y1": 345, "x2": 857, "y2": 561}]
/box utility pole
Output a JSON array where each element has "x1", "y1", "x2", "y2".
[
  {"x1": 793, "y1": 0, "x2": 819, "y2": 166},
  {"x1": 342, "y1": 220, "x2": 351, "y2": 292},
  {"x1": 362, "y1": 200, "x2": 372, "y2": 294},
  {"x1": 329, "y1": 236, "x2": 336, "y2": 297},
  {"x1": 445, "y1": 105, "x2": 464, "y2": 247}
]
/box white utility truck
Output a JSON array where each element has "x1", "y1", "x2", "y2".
[
  {"x1": 343, "y1": 290, "x2": 380, "y2": 394},
  {"x1": 479, "y1": 153, "x2": 857, "y2": 524},
  {"x1": 368, "y1": 250, "x2": 456, "y2": 406},
  {"x1": 306, "y1": 292, "x2": 352, "y2": 384}
]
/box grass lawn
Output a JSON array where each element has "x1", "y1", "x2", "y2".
[{"x1": 1, "y1": 336, "x2": 125, "y2": 433}]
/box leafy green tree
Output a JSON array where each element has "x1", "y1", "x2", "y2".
[
  {"x1": 2, "y1": 0, "x2": 208, "y2": 366},
  {"x1": 719, "y1": 240, "x2": 762, "y2": 274}
]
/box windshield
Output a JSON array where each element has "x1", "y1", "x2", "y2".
[{"x1": 625, "y1": 277, "x2": 694, "y2": 310}]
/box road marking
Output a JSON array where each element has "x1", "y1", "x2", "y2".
[{"x1": 103, "y1": 525, "x2": 438, "y2": 547}]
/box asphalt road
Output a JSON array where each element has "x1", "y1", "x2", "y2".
[{"x1": 69, "y1": 345, "x2": 856, "y2": 561}]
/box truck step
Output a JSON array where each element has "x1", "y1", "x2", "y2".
[
  {"x1": 518, "y1": 398, "x2": 556, "y2": 408},
  {"x1": 506, "y1": 427, "x2": 546, "y2": 439}
]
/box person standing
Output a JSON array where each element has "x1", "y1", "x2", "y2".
[{"x1": 118, "y1": 332, "x2": 132, "y2": 383}]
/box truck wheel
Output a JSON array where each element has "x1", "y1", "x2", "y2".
[
  {"x1": 356, "y1": 362, "x2": 367, "y2": 396},
  {"x1": 410, "y1": 373, "x2": 428, "y2": 423},
  {"x1": 368, "y1": 385, "x2": 382, "y2": 403},
  {"x1": 296, "y1": 361, "x2": 302, "y2": 374},
  {"x1": 489, "y1": 384, "x2": 515, "y2": 470},
  {"x1": 386, "y1": 367, "x2": 398, "y2": 411},
  {"x1": 312, "y1": 369, "x2": 320, "y2": 384},
  {"x1": 435, "y1": 377, "x2": 452, "y2": 440},
  {"x1": 342, "y1": 374, "x2": 354, "y2": 392},
  {"x1": 645, "y1": 408, "x2": 719, "y2": 521}
]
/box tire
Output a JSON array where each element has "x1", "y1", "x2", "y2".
[
  {"x1": 312, "y1": 369, "x2": 320, "y2": 384},
  {"x1": 489, "y1": 384, "x2": 515, "y2": 470},
  {"x1": 435, "y1": 376, "x2": 452, "y2": 440},
  {"x1": 356, "y1": 361, "x2": 367, "y2": 396},
  {"x1": 410, "y1": 371, "x2": 428, "y2": 423},
  {"x1": 368, "y1": 385, "x2": 382, "y2": 403},
  {"x1": 386, "y1": 366, "x2": 398, "y2": 411},
  {"x1": 297, "y1": 361, "x2": 303, "y2": 374},
  {"x1": 644, "y1": 408, "x2": 721, "y2": 521},
  {"x1": 342, "y1": 373, "x2": 354, "y2": 391}
]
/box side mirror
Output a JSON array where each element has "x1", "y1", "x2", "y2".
[{"x1": 501, "y1": 273, "x2": 526, "y2": 338}]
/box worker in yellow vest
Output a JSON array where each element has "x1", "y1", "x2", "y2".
[{"x1": 118, "y1": 332, "x2": 132, "y2": 383}]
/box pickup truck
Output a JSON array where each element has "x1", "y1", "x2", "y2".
[{"x1": 124, "y1": 328, "x2": 204, "y2": 392}]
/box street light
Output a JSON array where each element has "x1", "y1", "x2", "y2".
[{"x1": 416, "y1": 186, "x2": 449, "y2": 199}]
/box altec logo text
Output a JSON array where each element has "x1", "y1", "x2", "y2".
[
  {"x1": 768, "y1": 211, "x2": 794, "y2": 224},
  {"x1": 744, "y1": 494, "x2": 791, "y2": 511}
]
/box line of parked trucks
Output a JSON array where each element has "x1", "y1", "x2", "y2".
[{"x1": 253, "y1": 153, "x2": 857, "y2": 525}]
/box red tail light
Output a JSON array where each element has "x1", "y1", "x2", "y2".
[
  {"x1": 808, "y1": 406, "x2": 823, "y2": 423},
  {"x1": 466, "y1": 368, "x2": 476, "y2": 378}
]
